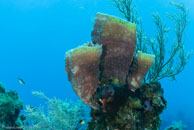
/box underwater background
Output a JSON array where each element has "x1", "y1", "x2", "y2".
[{"x1": 0, "y1": 0, "x2": 193, "y2": 129}]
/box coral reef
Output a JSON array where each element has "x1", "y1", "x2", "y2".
[
  {"x1": 25, "y1": 91, "x2": 90, "y2": 130},
  {"x1": 0, "y1": 83, "x2": 26, "y2": 130},
  {"x1": 65, "y1": 43, "x2": 102, "y2": 109},
  {"x1": 65, "y1": 2, "x2": 190, "y2": 129},
  {"x1": 87, "y1": 82, "x2": 166, "y2": 130},
  {"x1": 64, "y1": 12, "x2": 167, "y2": 129},
  {"x1": 111, "y1": 0, "x2": 192, "y2": 82},
  {"x1": 165, "y1": 121, "x2": 187, "y2": 130},
  {"x1": 65, "y1": 14, "x2": 153, "y2": 110}
]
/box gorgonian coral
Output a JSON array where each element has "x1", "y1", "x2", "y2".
[
  {"x1": 111, "y1": 0, "x2": 192, "y2": 82},
  {"x1": 25, "y1": 91, "x2": 90, "y2": 130}
]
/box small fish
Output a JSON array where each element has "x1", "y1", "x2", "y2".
[
  {"x1": 112, "y1": 78, "x2": 119, "y2": 83},
  {"x1": 79, "y1": 120, "x2": 85, "y2": 125},
  {"x1": 75, "y1": 120, "x2": 85, "y2": 130},
  {"x1": 110, "y1": 78, "x2": 120, "y2": 85},
  {"x1": 18, "y1": 78, "x2": 25, "y2": 86}
]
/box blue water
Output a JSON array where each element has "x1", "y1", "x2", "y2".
[{"x1": 0, "y1": 0, "x2": 193, "y2": 129}]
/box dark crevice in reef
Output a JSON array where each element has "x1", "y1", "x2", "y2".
[{"x1": 98, "y1": 45, "x2": 107, "y2": 80}]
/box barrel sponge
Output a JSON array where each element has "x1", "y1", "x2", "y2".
[
  {"x1": 65, "y1": 43, "x2": 102, "y2": 109},
  {"x1": 128, "y1": 51, "x2": 155, "y2": 91},
  {"x1": 91, "y1": 12, "x2": 137, "y2": 85}
]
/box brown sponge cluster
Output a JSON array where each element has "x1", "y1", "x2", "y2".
[{"x1": 65, "y1": 13, "x2": 155, "y2": 109}]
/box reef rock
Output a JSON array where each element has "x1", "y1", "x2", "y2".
[
  {"x1": 65, "y1": 43, "x2": 102, "y2": 109},
  {"x1": 87, "y1": 82, "x2": 166, "y2": 130},
  {"x1": 0, "y1": 83, "x2": 25, "y2": 129},
  {"x1": 92, "y1": 13, "x2": 137, "y2": 85}
]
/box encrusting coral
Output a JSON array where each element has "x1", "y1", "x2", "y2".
[{"x1": 87, "y1": 82, "x2": 166, "y2": 130}]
